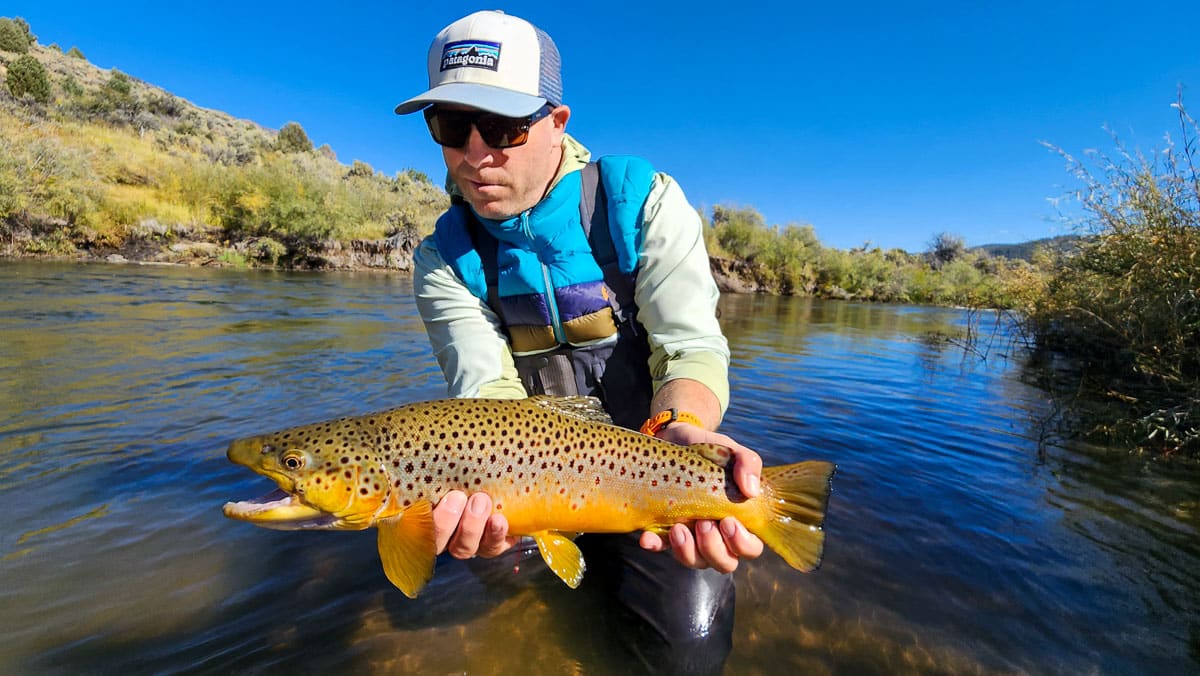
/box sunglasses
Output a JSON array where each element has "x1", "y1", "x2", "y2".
[{"x1": 423, "y1": 103, "x2": 554, "y2": 149}]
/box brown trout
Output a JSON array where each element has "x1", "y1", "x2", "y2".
[{"x1": 223, "y1": 396, "x2": 834, "y2": 597}]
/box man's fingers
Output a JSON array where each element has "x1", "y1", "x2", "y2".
[
  {"x1": 639, "y1": 531, "x2": 667, "y2": 552},
  {"x1": 446, "y1": 492, "x2": 492, "y2": 559},
  {"x1": 670, "y1": 523, "x2": 708, "y2": 569},
  {"x1": 720, "y1": 516, "x2": 764, "y2": 559},
  {"x1": 695, "y1": 519, "x2": 738, "y2": 573},
  {"x1": 730, "y1": 446, "x2": 763, "y2": 498},
  {"x1": 476, "y1": 513, "x2": 516, "y2": 558},
  {"x1": 433, "y1": 490, "x2": 468, "y2": 554}
]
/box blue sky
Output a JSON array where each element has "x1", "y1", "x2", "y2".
[{"x1": 11, "y1": 1, "x2": 1200, "y2": 251}]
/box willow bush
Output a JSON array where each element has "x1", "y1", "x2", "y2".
[
  {"x1": 1025, "y1": 96, "x2": 1200, "y2": 453},
  {"x1": 703, "y1": 204, "x2": 1033, "y2": 306}
]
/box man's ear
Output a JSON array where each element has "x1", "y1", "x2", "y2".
[{"x1": 551, "y1": 105, "x2": 571, "y2": 132}]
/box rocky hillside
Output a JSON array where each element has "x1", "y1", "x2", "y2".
[{"x1": 0, "y1": 16, "x2": 447, "y2": 270}]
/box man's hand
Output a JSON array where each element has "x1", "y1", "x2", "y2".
[
  {"x1": 432, "y1": 490, "x2": 518, "y2": 559},
  {"x1": 638, "y1": 424, "x2": 765, "y2": 573}
]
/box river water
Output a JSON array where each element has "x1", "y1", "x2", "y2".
[{"x1": 1, "y1": 260, "x2": 1197, "y2": 674}]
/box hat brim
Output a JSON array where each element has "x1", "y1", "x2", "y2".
[{"x1": 394, "y1": 83, "x2": 548, "y2": 117}]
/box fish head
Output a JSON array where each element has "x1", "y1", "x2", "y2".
[{"x1": 222, "y1": 420, "x2": 393, "y2": 531}]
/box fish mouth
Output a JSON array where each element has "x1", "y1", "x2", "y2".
[{"x1": 222, "y1": 488, "x2": 338, "y2": 530}]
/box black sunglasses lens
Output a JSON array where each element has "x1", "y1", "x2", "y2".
[
  {"x1": 475, "y1": 115, "x2": 529, "y2": 148},
  {"x1": 424, "y1": 108, "x2": 472, "y2": 147}
]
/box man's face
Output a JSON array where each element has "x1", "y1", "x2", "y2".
[{"x1": 440, "y1": 105, "x2": 570, "y2": 220}]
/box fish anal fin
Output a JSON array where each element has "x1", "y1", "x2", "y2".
[
  {"x1": 532, "y1": 530, "x2": 587, "y2": 588},
  {"x1": 377, "y1": 499, "x2": 437, "y2": 598},
  {"x1": 642, "y1": 524, "x2": 671, "y2": 538}
]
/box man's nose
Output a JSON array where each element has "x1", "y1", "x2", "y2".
[{"x1": 461, "y1": 125, "x2": 495, "y2": 166}]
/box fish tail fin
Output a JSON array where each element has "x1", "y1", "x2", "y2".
[{"x1": 755, "y1": 461, "x2": 835, "y2": 572}]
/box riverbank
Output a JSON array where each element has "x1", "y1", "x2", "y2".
[{"x1": 1, "y1": 215, "x2": 776, "y2": 293}]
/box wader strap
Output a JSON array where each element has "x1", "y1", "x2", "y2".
[
  {"x1": 579, "y1": 161, "x2": 602, "y2": 240},
  {"x1": 579, "y1": 162, "x2": 637, "y2": 324}
]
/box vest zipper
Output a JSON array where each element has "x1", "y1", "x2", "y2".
[
  {"x1": 524, "y1": 211, "x2": 566, "y2": 345},
  {"x1": 542, "y1": 262, "x2": 566, "y2": 344}
]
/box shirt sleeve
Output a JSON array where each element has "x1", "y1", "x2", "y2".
[
  {"x1": 412, "y1": 236, "x2": 527, "y2": 400},
  {"x1": 635, "y1": 174, "x2": 731, "y2": 413}
]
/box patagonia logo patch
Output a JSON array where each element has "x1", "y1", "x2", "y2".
[{"x1": 441, "y1": 40, "x2": 501, "y2": 72}]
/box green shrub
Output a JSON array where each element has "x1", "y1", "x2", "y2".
[
  {"x1": 66, "y1": 46, "x2": 85, "y2": 59},
  {"x1": 61, "y1": 75, "x2": 84, "y2": 97},
  {"x1": 1027, "y1": 95, "x2": 1200, "y2": 453},
  {"x1": 11, "y1": 17, "x2": 34, "y2": 43},
  {"x1": 346, "y1": 159, "x2": 375, "y2": 179},
  {"x1": 0, "y1": 18, "x2": 30, "y2": 53},
  {"x1": 5, "y1": 54, "x2": 50, "y2": 102},
  {"x1": 275, "y1": 121, "x2": 312, "y2": 153},
  {"x1": 250, "y1": 237, "x2": 288, "y2": 265}
]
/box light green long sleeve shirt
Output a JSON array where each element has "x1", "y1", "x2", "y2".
[{"x1": 413, "y1": 135, "x2": 730, "y2": 413}]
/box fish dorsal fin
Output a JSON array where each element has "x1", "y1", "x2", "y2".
[
  {"x1": 377, "y1": 499, "x2": 437, "y2": 598},
  {"x1": 688, "y1": 443, "x2": 735, "y2": 468},
  {"x1": 532, "y1": 530, "x2": 587, "y2": 588},
  {"x1": 529, "y1": 395, "x2": 614, "y2": 425}
]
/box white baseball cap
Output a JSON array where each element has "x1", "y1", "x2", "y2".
[{"x1": 394, "y1": 11, "x2": 562, "y2": 117}]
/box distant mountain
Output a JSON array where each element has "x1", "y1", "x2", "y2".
[{"x1": 972, "y1": 235, "x2": 1082, "y2": 261}]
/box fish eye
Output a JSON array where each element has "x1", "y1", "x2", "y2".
[{"x1": 282, "y1": 453, "x2": 305, "y2": 470}]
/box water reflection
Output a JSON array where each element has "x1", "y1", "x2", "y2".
[{"x1": 1, "y1": 261, "x2": 1197, "y2": 673}]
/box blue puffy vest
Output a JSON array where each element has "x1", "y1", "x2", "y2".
[{"x1": 433, "y1": 156, "x2": 657, "y2": 429}]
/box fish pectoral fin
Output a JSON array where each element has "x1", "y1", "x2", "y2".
[
  {"x1": 377, "y1": 500, "x2": 437, "y2": 599},
  {"x1": 532, "y1": 530, "x2": 587, "y2": 589}
]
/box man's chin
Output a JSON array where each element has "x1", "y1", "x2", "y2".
[{"x1": 466, "y1": 196, "x2": 518, "y2": 221}]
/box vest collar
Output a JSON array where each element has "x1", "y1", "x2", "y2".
[{"x1": 471, "y1": 170, "x2": 580, "y2": 248}]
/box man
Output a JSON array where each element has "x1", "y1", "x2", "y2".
[{"x1": 395, "y1": 10, "x2": 764, "y2": 672}]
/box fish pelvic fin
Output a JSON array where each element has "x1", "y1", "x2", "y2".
[
  {"x1": 532, "y1": 530, "x2": 587, "y2": 589},
  {"x1": 377, "y1": 500, "x2": 437, "y2": 598},
  {"x1": 756, "y1": 461, "x2": 836, "y2": 572}
]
